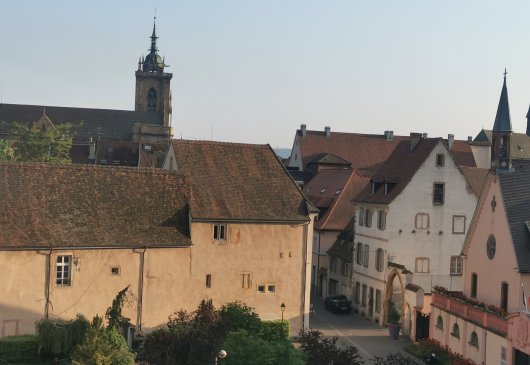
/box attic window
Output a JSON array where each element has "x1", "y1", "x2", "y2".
[
  {"x1": 320, "y1": 188, "x2": 327, "y2": 194},
  {"x1": 213, "y1": 224, "x2": 227, "y2": 241},
  {"x1": 436, "y1": 153, "x2": 445, "y2": 167}
]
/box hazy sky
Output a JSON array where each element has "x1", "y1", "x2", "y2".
[{"x1": 2, "y1": 1, "x2": 530, "y2": 148}]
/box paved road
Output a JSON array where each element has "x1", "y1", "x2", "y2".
[{"x1": 309, "y1": 296, "x2": 415, "y2": 363}]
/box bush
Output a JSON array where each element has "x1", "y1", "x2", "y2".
[
  {"x1": 295, "y1": 329, "x2": 363, "y2": 365},
  {"x1": 259, "y1": 320, "x2": 289, "y2": 341},
  {"x1": 0, "y1": 335, "x2": 39, "y2": 364},
  {"x1": 35, "y1": 314, "x2": 90, "y2": 356}
]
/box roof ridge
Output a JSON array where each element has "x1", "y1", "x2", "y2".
[
  {"x1": 0, "y1": 102, "x2": 149, "y2": 114},
  {"x1": 318, "y1": 170, "x2": 356, "y2": 229},
  {"x1": 172, "y1": 139, "x2": 269, "y2": 148}
]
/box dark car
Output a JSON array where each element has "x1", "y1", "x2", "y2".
[{"x1": 324, "y1": 295, "x2": 352, "y2": 313}]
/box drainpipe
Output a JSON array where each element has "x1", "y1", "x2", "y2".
[
  {"x1": 316, "y1": 233, "x2": 321, "y2": 295},
  {"x1": 301, "y1": 224, "x2": 309, "y2": 331},
  {"x1": 483, "y1": 331, "x2": 487, "y2": 365},
  {"x1": 136, "y1": 247, "x2": 147, "y2": 332},
  {"x1": 44, "y1": 248, "x2": 53, "y2": 319}
]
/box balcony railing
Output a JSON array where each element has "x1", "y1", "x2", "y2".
[{"x1": 432, "y1": 291, "x2": 508, "y2": 336}]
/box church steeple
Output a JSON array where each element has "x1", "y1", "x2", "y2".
[
  {"x1": 491, "y1": 69, "x2": 513, "y2": 171},
  {"x1": 141, "y1": 17, "x2": 166, "y2": 73}
]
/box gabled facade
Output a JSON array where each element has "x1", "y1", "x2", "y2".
[{"x1": 352, "y1": 135, "x2": 486, "y2": 340}]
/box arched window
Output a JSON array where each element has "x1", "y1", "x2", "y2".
[
  {"x1": 147, "y1": 87, "x2": 157, "y2": 112},
  {"x1": 436, "y1": 315, "x2": 443, "y2": 330},
  {"x1": 469, "y1": 331, "x2": 479, "y2": 348},
  {"x1": 451, "y1": 323, "x2": 460, "y2": 338}
]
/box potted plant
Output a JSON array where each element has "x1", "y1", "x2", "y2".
[{"x1": 387, "y1": 302, "x2": 401, "y2": 340}]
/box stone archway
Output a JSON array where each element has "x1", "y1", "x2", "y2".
[
  {"x1": 383, "y1": 268, "x2": 405, "y2": 325},
  {"x1": 404, "y1": 303, "x2": 412, "y2": 336}
]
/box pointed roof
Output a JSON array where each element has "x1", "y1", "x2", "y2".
[
  {"x1": 493, "y1": 70, "x2": 512, "y2": 132},
  {"x1": 142, "y1": 17, "x2": 165, "y2": 73}
]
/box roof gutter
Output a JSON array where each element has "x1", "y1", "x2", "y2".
[
  {"x1": 190, "y1": 218, "x2": 310, "y2": 225},
  {"x1": 0, "y1": 244, "x2": 192, "y2": 251}
]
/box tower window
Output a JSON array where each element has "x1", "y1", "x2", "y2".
[{"x1": 147, "y1": 88, "x2": 157, "y2": 112}]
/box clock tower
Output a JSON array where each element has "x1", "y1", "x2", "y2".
[{"x1": 135, "y1": 18, "x2": 172, "y2": 128}]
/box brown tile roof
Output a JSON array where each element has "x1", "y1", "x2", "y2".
[
  {"x1": 138, "y1": 142, "x2": 169, "y2": 168},
  {"x1": 304, "y1": 169, "x2": 354, "y2": 209},
  {"x1": 460, "y1": 167, "x2": 489, "y2": 197},
  {"x1": 0, "y1": 103, "x2": 163, "y2": 142},
  {"x1": 448, "y1": 140, "x2": 477, "y2": 167},
  {"x1": 170, "y1": 140, "x2": 315, "y2": 222},
  {"x1": 296, "y1": 130, "x2": 409, "y2": 176},
  {"x1": 327, "y1": 218, "x2": 355, "y2": 261},
  {"x1": 354, "y1": 138, "x2": 440, "y2": 205},
  {"x1": 0, "y1": 163, "x2": 191, "y2": 249}
]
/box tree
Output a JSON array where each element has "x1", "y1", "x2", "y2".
[
  {"x1": 0, "y1": 139, "x2": 14, "y2": 161},
  {"x1": 105, "y1": 286, "x2": 131, "y2": 330},
  {"x1": 372, "y1": 353, "x2": 420, "y2": 365},
  {"x1": 295, "y1": 329, "x2": 364, "y2": 365},
  {"x1": 10, "y1": 122, "x2": 72, "y2": 163},
  {"x1": 218, "y1": 301, "x2": 261, "y2": 335}
]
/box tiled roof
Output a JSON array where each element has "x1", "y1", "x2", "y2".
[
  {"x1": 304, "y1": 169, "x2": 354, "y2": 209},
  {"x1": 498, "y1": 159, "x2": 530, "y2": 272},
  {"x1": 460, "y1": 167, "x2": 489, "y2": 197},
  {"x1": 327, "y1": 218, "x2": 355, "y2": 261},
  {"x1": 475, "y1": 130, "x2": 530, "y2": 159},
  {"x1": 0, "y1": 103, "x2": 163, "y2": 142},
  {"x1": 449, "y1": 140, "x2": 477, "y2": 167},
  {"x1": 170, "y1": 140, "x2": 315, "y2": 222},
  {"x1": 296, "y1": 130, "x2": 409, "y2": 176},
  {"x1": 0, "y1": 163, "x2": 191, "y2": 249},
  {"x1": 307, "y1": 153, "x2": 352, "y2": 167},
  {"x1": 354, "y1": 138, "x2": 440, "y2": 205},
  {"x1": 309, "y1": 170, "x2": 369, "y2": 231}
]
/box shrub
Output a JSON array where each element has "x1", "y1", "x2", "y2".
[
  {"x1": 0, "y1": 335, "x2": 39, "y2": 363},
  {"x1": 35, "y1": 314, "x2": 90, "y2": 356},
  {"x1": 259, "y1": 320, "x2": 290, "y2": 341},
  {"x1": 295, "y1": 329, "x2": 363, "y2": 365}
]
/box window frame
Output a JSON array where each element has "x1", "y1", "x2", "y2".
[
  {"x1": 363, "y1": 244, "x2": 369, "y2": 268},
  {"x1": 377, "y1": 210, "x2": 386, "y2": 230},
  {"x1": 213, "y1": 223, "x2": 227, "y2": 241},
  {"x1": 56, "y1": 255, "x2": 72, "y2": 286},
  {"x1": 356, "y1": 243, "x2": 363, "y2": 265},
  {"x1": 415, "y1": 257, "x2": 430, "y2": 273},
  {"x1": 436, "y1": 153, "x2": 445, "y2": 167},
  {"x1": 375, "y1": 248, "x2": 384, "y2": 272},
  {"x1": 450, "y1": 256, "x2": 462, "y2": 276},
  {"x1": 435, "y1": 315, "x2": 444, "y2": 330},
  {"x1": 433, "y1": 183, "x2": 445, "y2": 206},
  {"x1": 415, "y1": 213, "x2": 430, "y2": 229},
  {"x1": 501, "y1": 282, "x2": 509, "y2": 312},
  {"x1": 452, "y1": 215, "x2": 466, "y2": 234},
  {"x1": 358, "y1": 207, "x2": 365, "y2": 226},
  {"x1": 355, "y1": 282, "x2": 361, "y2": 304},
  {"x1": 365, "y1": 209, "x2": 373, "y2": 227},
  {"x1": 469, "y1": 331, "x2": 479, "y2": 348},
  {"x1": 471, "y1": 273, "x2": 478, "y2": 298},
  {"x1": 206, "y1": 274, "x2": 212, "y2": 288},
  {"x1": 239, "y1": 272, "x2": 252, "y2": 289},
  {"x1": 451, "y1": 323, "x2": 460, "y2": 338},
  {"x1": 341, "y1": 261, "x2": 349, "y2": 276}
]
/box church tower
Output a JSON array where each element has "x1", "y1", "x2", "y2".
[
  {"x1": 491, "y1": 69, "x2": 512, "y2": 171},
  {"x1": 135, "y1": 18, "x2": 172, "y2": 127}
]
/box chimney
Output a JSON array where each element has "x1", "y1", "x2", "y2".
[
  {"x1": 448, "y1": 134, "x2": 455, "y2": 149},
  {"x1": 422, "y1": 133, "x2": 428, "y2": 139},
  {"x1": 325, "y1": 126, "x2": 331, "y2": 137},
  {"x1": 301, "y1": 124, "x2": 307, "y2": 137},
  {"x1": 468, "y1": 136, "x2": 473, "y2": 142},
  {"x1": 410, "y1": 132, "x2": 423, "y2": 151},
  {"x1": 384, "y1": 130, "x2": 394, "y2": 141}
]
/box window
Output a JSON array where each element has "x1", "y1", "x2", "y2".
[
  {"x1": 415, "y1": 213, "x2": 430, "y2": 229},
  {"x1": 267, "y1": 285, "x2": 276, "y2": 293},
  {"x1": 363, "y1": 244, "x2": 369, "y2": 268},
  {"x1": 206, "y1": 274, "x2": 212, "y2": 288},
  {"x1": 56, "y1": 255, "x2": 72, "y2": 286},
  {"x1": 377, "y1": 210, "x2": 386, "y2": 230},
  {"x1": 111, "y1": 267, "x2": 120, "y2": 276},
  {"x1": 451, "y1": 323, "x2": 460, "y2": 338},
  {"x1": 362, "y1": 284, "x2": 367, "y2": 306},
  {"x1": 436, "y1": 315, "x2": 443, "y2": 330},
  {"x1": 469, "y1": 331, "x2": 479, "y2": 348},
  {"x1": 376, "y1": 249, "x2": 384, "y2": 272},
  {"x1": 452, "y1": 215, "x2": 466, "y2": 234},
  {"x1": 471, "y1": 273, "x2": 478, "y2": 298},
  {"x1": 355, "y1": 282, "x2": 361, "y2": 304},
  {"x1": 257, "y1": 285, "x2": 266, "y2": 293},
  {"x1": 450, "y1": 256, "x2": 462, "y2": 275},
  {"x1": 365, "y1": 209, "x2": 373, "y2": 227},
  {"x1": 375, "y1": 289, "x2": 381, "y2": 313},
  {"x1": 330, "y1": 257, "x2": 338, "y2": 272},
  {"x1": 415, "y1": 257, "x2": 429, "y2": 273},
  {"x1": 147, "y1": 87, "x2": 157, "y2": 112},
  {"x1": 359, "y1": 207, "x2": 365, "y2": 226},
  {"x1": 341, "y1": 261, "x2": 349, "y2": 276},
  {"x1": 501, "y1": 282, "x2": 508, "y2": 312},
  {"x1": 356, "y1": 243, "x2": 363, "y2": 265},
  {"x1": 213, "y1": 224, "x2": 227, "y2": 241},
  {"x1": 239, "y1": 273, "x2": 252, "y2": 289},
  {"x1": 436, "y1": 153, "x2": 445, "y2": 167},
  {"x1": 433, "y1": 183, "x2": 445, "y2": 205}
]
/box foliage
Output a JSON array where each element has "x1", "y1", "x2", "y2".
[
  {"x1": 294, "y1": 329, "x2": 363, "y2": 365},
  {"x1": 35, "y1": 314, "x2": 90, "y2": 356},
  {"x1": 70, "y1": 318, "x2": 134, "y2": 365},
  {"x1": 372, "y1": 352, "x2": 420, "y2": 365},
  {"x1": 218, "y1": 301, "x2": 261, "y2": 335},
  {"x1": 388, "y1": 302, "x2": 401, "y2": 324},
  {"x1": 10, "y1": 121, "x2": 72, "y2": 163},
  {"x1": 259, "y1": 320, "x2": 290, "y2": 341},
  {"x1": 222, "y1": 329, "x2": 305, "y2": 365},
  {"x1": 0, "y1": 139, "x2": 14, "y2": 161},
  {"x1": 105, "y1": 286, "x2": 131, "y2": 330},
  {"x1": 0, "y1": 335, "x2": 39, "y2": 363},
  {"x1": 405, "y1": 339, "x2": 478, "y2": 365}
]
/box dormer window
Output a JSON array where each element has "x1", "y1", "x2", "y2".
[{"x1": 320, "y1": 187, "x2": 327, "y2": 194}]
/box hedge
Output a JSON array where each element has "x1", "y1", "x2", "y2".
[{"x1": 0, "y1": 335, "x2": 39, "y2": 364}]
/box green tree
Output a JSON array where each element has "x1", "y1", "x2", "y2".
[
  {"x1": 10, "y1": 121, "x2": 72, "y2": 163},
  {"x1": 218, "y1": 301, "x2": 261, "y2": 335},
  {"x1": 0, "y1": 139, "x2": 14, "y2": 161},
  {"x1": 295, "y1": 329, "x2": 364, "y2": 365}
]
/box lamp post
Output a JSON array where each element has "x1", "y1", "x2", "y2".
[
  {"x1": 280, "y1": 302, "x2": 286, "y2": 339},
  {"x1": 214, "y1": 350, "x2": 227, "y2": 365}
]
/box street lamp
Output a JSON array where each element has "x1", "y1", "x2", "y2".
[
  {"x1": 280, "y1": 302, "x2": 286, "y2": 339},
  {"x1": 214, "y1": 350, "x2": 227, "y2": 365}
]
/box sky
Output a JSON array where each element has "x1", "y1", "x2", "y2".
[{"x1": 2, "y1": 1, "x2": 530, "y2": 149}]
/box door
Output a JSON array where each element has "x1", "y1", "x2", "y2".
[
  {"x1": 415, "y1": 311, "x2": 430, "y2": 341},
  {"x1": 368, "y1": 287, "x2": 374, "y2": 317}
]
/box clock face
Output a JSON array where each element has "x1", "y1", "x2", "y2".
[{"x1": 487, "y1": 235, "x2": 496, "y2": 260}]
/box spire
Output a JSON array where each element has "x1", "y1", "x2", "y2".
[
  {"x1": 493, "y1": 68, "x2": 512, "y2": 132},
  {"x1": 139, "y1": 17, "x2": 165, "y2": 73},
  {"x1": 150, "y1": 17, "x2": 158, "y2": 53}
]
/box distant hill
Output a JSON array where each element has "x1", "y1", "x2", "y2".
[{"x1": 273, "y1": 148, "x2": 291, "y2": 159}]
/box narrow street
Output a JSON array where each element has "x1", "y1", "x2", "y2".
[{"x1": 309, "y1": 295, "x2": 414, "y2": 363}]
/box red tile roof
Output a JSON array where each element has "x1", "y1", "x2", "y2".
[
  {"x1": 0, "y1": 163, "x2": 191, "y2": 249},
  {"x1": 171, "y1": 140, "x2": 316, "y2": 222}
]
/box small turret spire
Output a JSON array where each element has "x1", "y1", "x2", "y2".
[
  {"x1": 150, "y1": 16, "x2": 158, "y2": 53},
  {"x1": 493, "y1": 68, "x2": 512, "y2": 132}
]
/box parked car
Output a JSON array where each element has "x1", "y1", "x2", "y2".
[{"x1": 324, "y1": 295, "x2": 352, "y2": 313}]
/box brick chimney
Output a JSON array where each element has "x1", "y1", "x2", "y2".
[
  {"x1": 410, "y1": 132, "x2": 423, "y2": 151},
  {"x1": 301, "y1": 124, "x2": 307, "y2": 137},
  {"x1": 325, "y1": 126, "x2": 331, "y2": 137},
  {"x1": 384, "y1": 130, "x2": 394, "y2": 141},
  {"x1": 448, "y1": 134, "x2": 455, "y2": 149}
]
